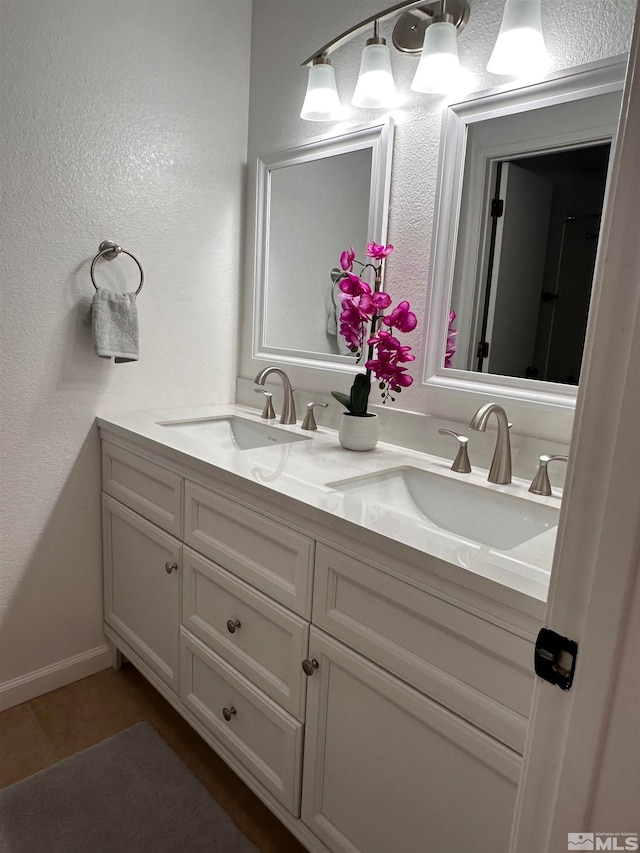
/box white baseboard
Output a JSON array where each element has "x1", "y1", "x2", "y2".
[{"x1": 0, "y1": 644, "x2": 112, "y2": 712}]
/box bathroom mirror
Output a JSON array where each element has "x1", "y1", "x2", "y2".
[
  {"x1": 423, "y1": 57, "x2": 626, "y2": 407},
  {"x1": 253, "y1": 119, "x2": 394, "y2": 371}
]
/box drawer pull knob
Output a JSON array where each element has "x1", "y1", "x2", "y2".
[
  {"x1": 302, "y1": 658, "x2": 319, "y2": 676},
  {"x1": 222, "y1": 706, "x2": 236, "y2": 721},
  {"x1": 226, "y1": 619, "x2": 241, "y2": 634},
  {"x1": 164, "y1": 561, "x2": 178, "y2": 574}
]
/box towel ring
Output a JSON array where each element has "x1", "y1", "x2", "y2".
[{"x1": 90, "y1": 240, "x2": 144, "y2": 295}]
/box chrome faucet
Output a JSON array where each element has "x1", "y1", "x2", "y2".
[
  {"x1": 302, "y1": 401, "x2": 328, "y2": 431},
  {"x1": 468, "y1": 403, "x2": 512, "y2": 484},
  {"x1": 438, "y1": 429, "x2": 472, "y2": 474},
  {"x1": 254, "y1": 367, "x2": 297, "y2": 425},
  {"x1": 529, "y1": 454, "x2": 568, "y2": 496}
]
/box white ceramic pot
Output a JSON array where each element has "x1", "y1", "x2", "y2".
[{"x1": 338, "y1": 413, "x2": 379, "y2": 451}]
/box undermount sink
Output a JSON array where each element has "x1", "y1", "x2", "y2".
[
  {"x1": 327, "y1": 466, "x2": 559, "y2": 550},
  {"x1": 158, "y1": 416, "x2": 310, "y2": 451}
]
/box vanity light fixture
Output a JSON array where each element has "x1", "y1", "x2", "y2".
[
  {"x1": 300, "y1": 0, "x2": 470, "y2": 120},
  {"x1": 410, "y1": 4, "x2": 465, "y2": 95},
  {"x1": 299, "y1": 0, "x2": 551, "y2": 120},
  {"x1": 352, "y1": 21, "x2": 399, "y2": 108},
  {"x1": 487, "y1": 0, "x2": 550, "y2": 77},
  {"x1": 300, "y1": 55, "x2": 342, "y2": 121}
]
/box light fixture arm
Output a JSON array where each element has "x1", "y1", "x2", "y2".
[
  {"x1": 369, "y1": 20, "x2": 383, "y2": 45},
  {"x1": 301, "y1": 0, "x2": 467, "y2": 66}
]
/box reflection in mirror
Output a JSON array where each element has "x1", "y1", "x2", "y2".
[
  {"x1": 423, "y1": 58, "x2": 626, "y2": 407},
  {"x1": 254, "y1": 120, "x2": 394, "y2": 370},
  {"x1": 265, "y1": 149, "x2": 371, "y2": 357},
  {"x1": 454, "y1": 140, "x2": 612, "y2": 384}
]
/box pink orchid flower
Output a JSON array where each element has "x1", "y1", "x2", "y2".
[
  {"x1": 365, "y1": 242, "x2": 394, "y2": 260},
  {"x1": 366, "y1": 329, "x2": 416, "y2": 391},
  {"x1": 359, "y1": 291, "x2": 392, "y2": 315},
  {"x1": 370, "y1": 330, "x2": 401, "y2": 351},
  {"x1": 340, "y1": 246, "x2": 355, "y2": 271},
  {"x1": 368, "y1": 329, "x2": 397, "y2": 352},
  {"x1": 392, "y1": 370, "x2": 414, "y2": 388},
  {"x1": 333, "y1": 243, "x2": 416, "y2": 409},
  {"x1": 340, "y1": 323, "x2": 363, "y2": 351},
  {"x1": 340, "y1": 302, "x2": 368, "y2": 326},
  {"x1": 365, "y1": 356, "x2": 414, "y2": 389},
  {"x1": 339, "y1": 272, "x2": 371, "y2": 297},
  {"x1": 371, "y1": 291, "x2": 392, "y2": 310},
  {"x1": 368, "y1": 331, "x2": 415, "y2": 364},
  {"x1": 382, "y1": 300, "x2": 417, "y2": 333},
  {"x1": 344, "y1": 292, "x2": 378, "y2": 319}
]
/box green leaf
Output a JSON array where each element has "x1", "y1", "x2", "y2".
[
  {"x1": 350, "y1": 373, "x2": 371, "y2": 417},
  {"x1": 331, "y1": 390, "x2": 354, "y2": 414}
]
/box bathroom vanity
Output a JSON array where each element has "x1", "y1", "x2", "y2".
[{"x1": 97, "y1": 405, "x2": 556, "y2": 853}]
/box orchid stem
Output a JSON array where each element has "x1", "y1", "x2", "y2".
[{"x1": 364, "y1": 261, "x2": 383, "y2": 368}]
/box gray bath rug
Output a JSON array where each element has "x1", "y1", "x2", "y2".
[{"x1": 0, "y1": 721, "x2": 258, "y2": 853}]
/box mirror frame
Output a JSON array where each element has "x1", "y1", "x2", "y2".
[
  {"x1": 422, "y1": 56, "x2": 627, "y2": 410},
  {"x1": 253, "y1": 118, "x2": 394, "y2": 372}
]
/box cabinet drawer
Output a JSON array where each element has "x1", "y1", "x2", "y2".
[
  {"x1": 180, "y1": 630, "x2": 303, "y2": 815},
  {"x1": 314, "y1": 544, "x2": 534, "y2": 753},
  {"x1": 184, "y1": 482, "x2": 314, "y2": 617},
  {"x1": 182, "y1": 547, "x2": 309, "y2": 719},
  {"x1": 102, "y1": 442, "x2": 183, "y2": 537}
]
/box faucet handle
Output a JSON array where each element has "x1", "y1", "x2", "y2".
[
  {"x1": 438, "y1": 429, "x2": 472, "y2": 474},
  {"x1": 302, "y1": 401, "x2": 328, "y2": 431},
  {"x1": 255, "y1": 389, "x2": 276, "y2": 420},
  {"x1": 528, "y1": 454, "x2": 568, "y2": 496}
]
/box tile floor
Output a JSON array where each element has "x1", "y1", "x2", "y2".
[{"x1": 0, "y1": 663, "x2": 306, "y2": 853}]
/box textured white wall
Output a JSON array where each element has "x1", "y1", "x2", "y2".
[
  {"x1": 239, "y1": 0, "x2": 636, "y2": 443},
  {"x1": 0, "y1": 1, "x2": 251, "y2": 691}
]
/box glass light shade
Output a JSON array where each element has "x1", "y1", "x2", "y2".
[
  {"x1": 487, "y1": 0, "x2": 550, "y2": 76},
  {"x1": 352, "y1": 42, "x2": 399, "y2": 108},
  {"x1": 411, "y1": 21, "x2": 462, "y2": 95},
  {"x1": 300, "y1": 62, "x2": 342, "y2": 121}
]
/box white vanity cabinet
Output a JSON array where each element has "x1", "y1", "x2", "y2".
[
  {"x1": 99, "y1": 431, "x2": 539, "y2": 853},
  {"x1": 101, "y1": 439, "x2": 311, "y2": 821}
]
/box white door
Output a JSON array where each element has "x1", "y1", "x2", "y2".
[
  {"x1": 511, "y1": 8, "x2": 640, "y2": 851},
  {"x1": 483, "y1": 162, "x2": 553, "y2": 377},
  {"x1": 302, "y1": 628, "x2": 521, "y2": 853},
  {"x1": 103, "y1": 495, "x2": 181, "y2": 692}
]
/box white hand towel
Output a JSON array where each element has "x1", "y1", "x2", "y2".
[{"x1": 92, "y1": 287, "x2": 139, "y2": 362}]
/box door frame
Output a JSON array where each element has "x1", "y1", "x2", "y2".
[{"x1": 510, "y1": 4, "x2": 640, "y2": 850}]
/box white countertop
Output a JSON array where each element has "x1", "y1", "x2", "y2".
[{"x1": 97, "y1": 404, "x2": 560, "y2": 610}]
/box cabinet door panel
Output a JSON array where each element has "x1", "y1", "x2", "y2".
[
  {"x1": 103, "y1": 495, "x2": 180, "y2": 691},
  {"x1": 302, "y1": 628, "x2": 521, "y2": 853}
]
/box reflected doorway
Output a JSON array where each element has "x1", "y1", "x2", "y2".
[{"x1": 476, "y1": 143, "x2": 611, "y2": 383}]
